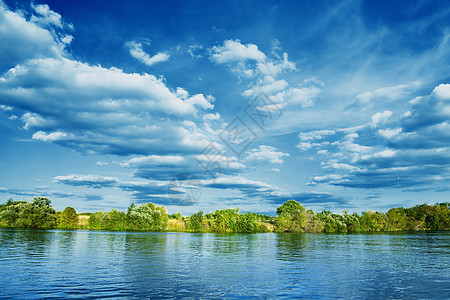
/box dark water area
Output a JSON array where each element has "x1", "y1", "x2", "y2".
[{"x1": 0, "y1": 229, "x2": 449, "y2": 299}]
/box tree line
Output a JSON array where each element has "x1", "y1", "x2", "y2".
[{"x1": 0, "y1": 197, "x2": 449, "y2": 233}]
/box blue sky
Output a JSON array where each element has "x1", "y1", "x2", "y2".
[{"x1": 1, "y1": 0, "x2": 449, "y2": 215}]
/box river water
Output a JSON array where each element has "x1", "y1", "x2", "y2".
[{"x1": 0, "y1": 229, "x2": 449, "y2": 299}]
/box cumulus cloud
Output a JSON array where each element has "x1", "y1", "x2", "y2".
[
  {"x1": 0, "y1": 2, "x2": 64, "y2": 67},
  {"x1": 306, "y1": 83, "x2": 450, "y2": 190},
  {"x1": 210, "y1": 39, "x2": 266, "y2": 63},
  {"x1": 32, "y1": 131, "x2": 68, "y2": 142},
  {"x1": 0, "y1": 1, "x2": 234, "y2": 207},
  {"x1": 210, "y1": 39, "x2": 321, "y2": 115},
  {"x1": 0, "y1": 104, "x2": 12, "y2": 111},
  {"x1": 126, "y1": 41, "x2": 170, "y2": 66},
  {"x1": 371, "y1": 110, "x2": 392, "y2": 127},
  {"x1": 30, "y1": 3, "x2": 63, "y2": 29},
  {"x1": 0, "y1": 57, "x2": 217, "y2": 155},
  {"x1": 245, "y1": 145, "x2": 290, "y2": 165}
]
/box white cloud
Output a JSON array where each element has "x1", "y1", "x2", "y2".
[
  {"x1": 210, "y1": 39, "x2": 319, "y2": 116},
  {"x1": 245, "y1": 145, "x2": 290, "y2": 165},
  {"x1": 126, "y1": 41, "x2": 170, "y2": 66},
  {"x1": 349, "y1": 81, "x2": 422, "y2": 110},
  {"x1": 256, "y1": 52, "x2": 295, "y2": 77},
  {"x1": 371, "y1": 110, "x2": 392, "y2": 127},
  {"x1": 30, "y1": 3, "x2": 63, "y2": 29},
  {"x1": 32, "y1": 131, "x2": 68, "y2": 142},
  {"x1": 356, "y1": 81, "x2": 422, "y2": 104},
  {"x1": 243, "y1": 79, "x2": 289, "y2": 98},
  {"x1": 0, "y1": 104, "x2": 12, "y2": 111},
  {"x1": 185, "y1": 94, "x2": 214, "y2": 110},
  {"x1": 187, "y1": 44, "x2": 203, "y2": 58},
  {"x1": 308, "y1": 83, "x2": 450, "y2": 190},
  {"x1": 54, "y1": 174, "x2": 118, "y2": 185},
  {"x1": 0, "y1": 57, "x2": 218, "y2": 156},
  {"x1": 61, "y1": 35, "x2": 73, "y2": 45},
  {"x1": 203, "y1": 113, "x2": 221, "y2": 122},
  {"x1": 0, "y1": 2, "x2": 63, "y2": 66},
  {"x1": 210, "y1": 39, "x2": 266, "y2": 63},
  {"x1": 299, "y1": 129, "x2": 336, "y2": 142},
  {"x1": 433, "y1": 83, "x2": 450, "y2": 99},
  {"x1": 124, "y1": 155, "x2": 186, "y2": 167},
  {"x1": 378, "y1": 128, "x2": 402, "y2": 139}
]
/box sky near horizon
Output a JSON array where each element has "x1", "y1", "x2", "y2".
[{"x1": 0, "y1": 0, "x2": 449, "y2": 215}]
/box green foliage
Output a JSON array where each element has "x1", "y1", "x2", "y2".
[
  {"x1": 1, "y1": 197, "x2": 449, "y2": 234},
  {"x1": 304, "y1": 209, "x2": 325, "y2": 233},
  {"x1": 185, "y1": 211, "x2": 203, "y2": 232},
  {"x1": 89, "y1": 211, "x2": 109, "y2": 229},
  {"x1": 315, "y1": 211, "x2": 343, "y2": 233},
  {"x1": 360, "y1": 211, "x2": 388, "y2": 232},
  {"x1": 0, "y1": 197, "x2": 56, "y2": 228},
  {"x1": 107, "y1": 209, "x2": 127, "y2": 231},
  {"x1": 386, "y1": 207, "x2": 408, "y2": 231},
  {"x1": 126, "y1": 202, "x2": 169, "y2": 231},
  {"x1": 169, "y1": 211, "x2": 183, "y2": 221},
  {"x1": 275, "y1": 200, "x2": 306, "y2": 232},
  {"x1": 236, "y1": 213, "x2": 258, "y2": 233},
  {"x1": 344, "y1": 213, "x2": 361, "y2": 232},
  {"x1": 58, "y1": 207, "x2": 78, "y2": 228},
  {"x1": 207, "y1": 208, "x2": 240, "y2": 233}
]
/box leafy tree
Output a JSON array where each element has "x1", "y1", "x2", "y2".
[
  {"x1": 360, "y1": 211, "x2": 388, "y2": 232},
  {"x1": 208, "y1": 208, "x2": 240, "y2": 233},
  {"x1": 386, "y1": 207, "x2": 408, "y2": 231},
  {"x1": 0, "y1": 197, "x2": 56, "y2": 228},
  {"x1": 107, "y1": 209, "x2": 127, "y2": 231},
  {"x1": 89, "y1": 211, "x2": 109, "y2": 229},
  {"x1": 59, "y1": 207, "x2": 78, "y2": 228},
  {"x1": 236, "y1": 213, "x2": 258, "y2": 233},
  {"x1": 304, "y1": 209, "x2": 325, "y2": 233},
  {"x1": 126, "y1": 202, "x2": 168, "y2": 231},
  {"x1": 169, "y1": 211, "x2": 183, "y2": 221},
  {"x1": 275, "y1": 200, "x2": 306, "y2": 232},
  {"x1": 186, "y1": 211, "x2": 203, "y2": 232}
]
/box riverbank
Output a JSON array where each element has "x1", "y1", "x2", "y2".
[{"x1": 1, "y1": 198, "x2": 449, "y2": 233}]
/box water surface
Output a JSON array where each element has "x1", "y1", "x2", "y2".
[{"x1": 0, "y1": 229, "x2": 449, "y2": 299}]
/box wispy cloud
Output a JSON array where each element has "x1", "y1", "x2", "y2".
[{"x1": 126, "y1": 41, "x2": 170, "y2": 66}]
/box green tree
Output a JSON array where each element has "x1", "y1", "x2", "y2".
[
  {"x1": 275, "y1": 200, "x2": 306, "y2": 233},
  {"x1": 0, "y1": 197, "x2": 56, "y2": 228},
  {"x1": 208, "y1": 208, "x2": 240, "y2": 233},
  {"x1": 59, "y1": 207, "x2": 78, "y2": 228},
  {"x1": 107, "y1": 209, "x2": 127, "y2": 230},
  {"x1": 186, "y1": 211, "x2": 203, "y2": 232},
  {"x1": 89, "y1": 211, "x2": 109, "y2": 229},
  {"x1": 236, "y1": 213, "x2": 258, "y2": 233},
  {"x1": 360, "y1": 211, "x2": 388, "y2": 232},
  {"x1": 304, "y1": 209, "x2": 325, "y2": 233},
  {"x1": 386, "y1": 207, "x2": 408, "y2": 231},
  {"x1": 126, "y1": 202, "x2": 168, "y2": 231},
  {"x1": 169, "y1": 211, "x2": 183, "y2": 221}
]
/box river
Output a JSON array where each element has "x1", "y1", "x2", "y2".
[{"x1": 0, "y1": 229, "x2": 449, "y2": 299}]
